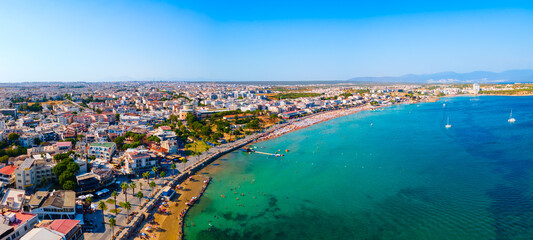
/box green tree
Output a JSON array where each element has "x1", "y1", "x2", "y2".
[
  {"x1": 160, "y1": 171, "x2": 165, "y2": 178},
  {"x1": 149, "y1": 181, "x2": 156, "y2": 192},
  {"x1": 142, "y1": 172, "x2": 150, "y2": 181},
  {"x1": 245, "y1": 119, "x2": 260, "y2": 129},
  {"x1": 152, "y1": 166, "x2": 158, "y2": 179},
  {"x1": 136, "y1": 191, "x2": 144, "y2": 204},
  {"x1": 109, "y1": 217, "x2": 116, "y2": 237},
  {"x1": 7, "y1": 133, "x2": 19, "y2": 142},
  {"x1": 96, "y1": 109, "x2": 103, "y2": 114},
  {"x1": 170, "y1": 163, "x2": 176, "y2": 175},
  {"x1": 115, "y1": 113, "x2": 120, "y2": 122},
  {"x1": 121, "y1": 201, "x2": 131, "y2": 222},
  {"x1": 139, "y1": 182, "x2": 143, "y2": 191},
  {"x1": 146, "y1": 135, "x2": 161, "y2": 142},
  {"x1": 98, "y1": 201, "x2": 107, "y2": 223},
  {"x1": 85, "y1": 196, "x2": 93, "y2": 205},
  {"x1": 113, "y1": 136, "x2": 125, "y2": 148},
  {"x1": 63, "y1": 180, "x2": 77, "y2": 190},
  {"x1": 200, "y1": 125, "x2": 212, "y2": 137},
  {"x1": 130, "y1": 182, "x2": 136, "y2": 196},
  {"x1": 111, "y1": 191, "x2": 119, "y2": 216},
  {"x1": 121, "y1": 182, "x2": 129, "y2": 202}
]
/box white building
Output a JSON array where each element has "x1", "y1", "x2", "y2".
[
  {"x1": 124, "y1": 148, "x2": 157, "y2": 175},
  {"x1": 14, "y1": 158, "x2": 55, "y2": 191},
  {"x1": 0, "y1": 211, "x2": 39, "y2": 240},
  {"x1": 88, "y1": 142, "x2": 116, "y2": 161},
  {"x1": 0, "y1": 166, "x2": 17, "y2": 186},
  {"x1": 30, "y1": 191, "x2": 77, "y2": 220},
  {"x1": 0, "y1": 189, "x2": 26, "y2": 211},
  {"x1": 473, "y1": 83, "x2": 480, "y2": 94}
]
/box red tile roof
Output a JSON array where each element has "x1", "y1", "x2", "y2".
[
  {"x1": 0, "y1": 165, "x2": 17, "y2": 175},
  {"x1": 55, "y1": 142, "x2": 72, "y2": 147},
  {"x1": 46, "y1": 219, "x2": 80, "y2": 235},
  {"x1": 8, "y1": 211, "x2": 36, "y2": 228}
]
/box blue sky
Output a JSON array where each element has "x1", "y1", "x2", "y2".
[{"x1": 0, "y1": 1, "x2": 532, "y2": 82}]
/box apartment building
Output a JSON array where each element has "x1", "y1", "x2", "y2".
[
  {"x1": 0, "y1": 211, "x2": 39, "y2": 240},
  {"x1": 124, "y1": 148, "x2": 157, "y2": 175},
  {"x1": 14, "y1": 158, "x2": 55, "y2": 191},
  {"x1": 0, "y1": 166, "x2": 17, "y2": 186},
  {"x1": 88, "y1": 142, "x2": 116, "y2": 161}
]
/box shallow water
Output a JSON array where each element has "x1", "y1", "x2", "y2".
[{"x1": 185, "y1": 96, "x2": 533, "y2": 240}]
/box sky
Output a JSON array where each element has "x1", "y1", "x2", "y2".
[{"x1": 0, "y1": 0, "x2": 533, "y2": 82}]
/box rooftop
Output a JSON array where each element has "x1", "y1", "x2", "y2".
[
  {"x1": 0, "y1": 189, "x2": 25, "y2": 210},
  {"x1": 0, "y1": 166, "x2": 17, "y2": 176},
  {"x1": 89, "y1": 142, "x2": 115, "y2": 148},
  {"x1": 55, "y1": 142, "x2": 72, "y2": 147},
  {"x1": 18, "y1": 158, "x2": 35, "y2": 170},
  {"x1": 0, "y1": 211, "x2": 37, "y2": 228},
  {"x1": 45, "y1": 219, "x2": 80, "y2": 235},
  {"x1": 42, "y1": 191, "x2": 75, "y2": 209},
  {"x1": 20, "y1": 228, "x2": 62, "y2": 240},
  {"x1": 28, "y1": 191, "x2": 48, "y2": 207}
]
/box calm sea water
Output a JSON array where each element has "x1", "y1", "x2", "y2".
[{"x1": 185, "y1": 96, "x2": 533, "y2": 240}]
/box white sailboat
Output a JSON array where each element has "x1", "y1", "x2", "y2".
[
  {"x1": 445, "y1": 117, "x2": 452, "y2": 128},
  {"x1": 508, "y1": 110, "x2": 516, "y2": 123}
]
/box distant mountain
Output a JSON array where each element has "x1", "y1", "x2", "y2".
[{"x1": 348, "y1": 70, "x2": 533, "y2": 84}]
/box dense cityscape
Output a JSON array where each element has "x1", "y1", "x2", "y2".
[{"x1": 0, "y1": 80, "x2": 526, "y2": 240}]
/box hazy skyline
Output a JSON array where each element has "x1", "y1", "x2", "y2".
[{"x1": 1, "y1": 0, "x2": 533, "y2": 82}]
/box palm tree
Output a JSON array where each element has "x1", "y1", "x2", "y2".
[
  {"x1": 139, "y1": 182, "x2": 143, "y2": 191},
  {"x1": 98, "y1": 201, "x2": 107, "y2": 224},
  {"x1": 171, "y1": 163, "x2": 176, "y2": 175},
  {"x1": 159, "y1": 171, "x2": 165, "y2": 179},
  {"x1": 109, "y1": 217, "x2": 116, "y2": 238},
  {"x1": 121, "y1": 201, "x2": 132, "y2": 222},
  {"x1": 85, "y1": 196, "x2": 93, "y2": 205},
  {"x1": 152, "y1": 166, "x2": 158, "y2": 179},
  {"x1": 121, "y1": 182, "x2": 129, "y2": 202},
  {"x1": 130, "y1": 182, "x2": 136, "y2": 196},
  {"x1": 181, "y1": 157, "x2": 188, "y2": 164},
  {"x1": 142, "y1": 172, "x2": 150, "y2": 181},
  {"x1": 149, "y1": 181, "x2": 156, "y2": 192},
  {"x1": 136, "y1": 191, "x2": 144, "y2": 205},
  {"x1": 111, "y1": 191, "x2": 119, "y2": 215}
]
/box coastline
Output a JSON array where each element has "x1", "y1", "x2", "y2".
[
  {"x1": 256, "y1": 105, "x2": 377, "y2": 142},
  {"x1": 137, "y1": 99, "x2": 437, "y2": 240}
]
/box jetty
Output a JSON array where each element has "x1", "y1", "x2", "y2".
[{"x1": 251, "y1": 151, "x2": 282, "y2": 157}]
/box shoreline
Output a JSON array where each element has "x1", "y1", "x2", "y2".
[
  {"x1": 256, "y1": 105, "x2": 377, "y2": 142},
  {"x1": 140, "y1": 99, "x2": 438, "y2": 240}
]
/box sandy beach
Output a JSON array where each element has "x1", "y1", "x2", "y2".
[
  {"x1": 134, "y1": 164, "x2": 223, "y2": 240},
  {"x1": 258, "y1": 105, "x2": 376, "y2": 142}
]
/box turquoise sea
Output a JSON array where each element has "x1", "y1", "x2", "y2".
[{"x1": 185, "y1": 96, "x2": 533, "y2": 240}]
